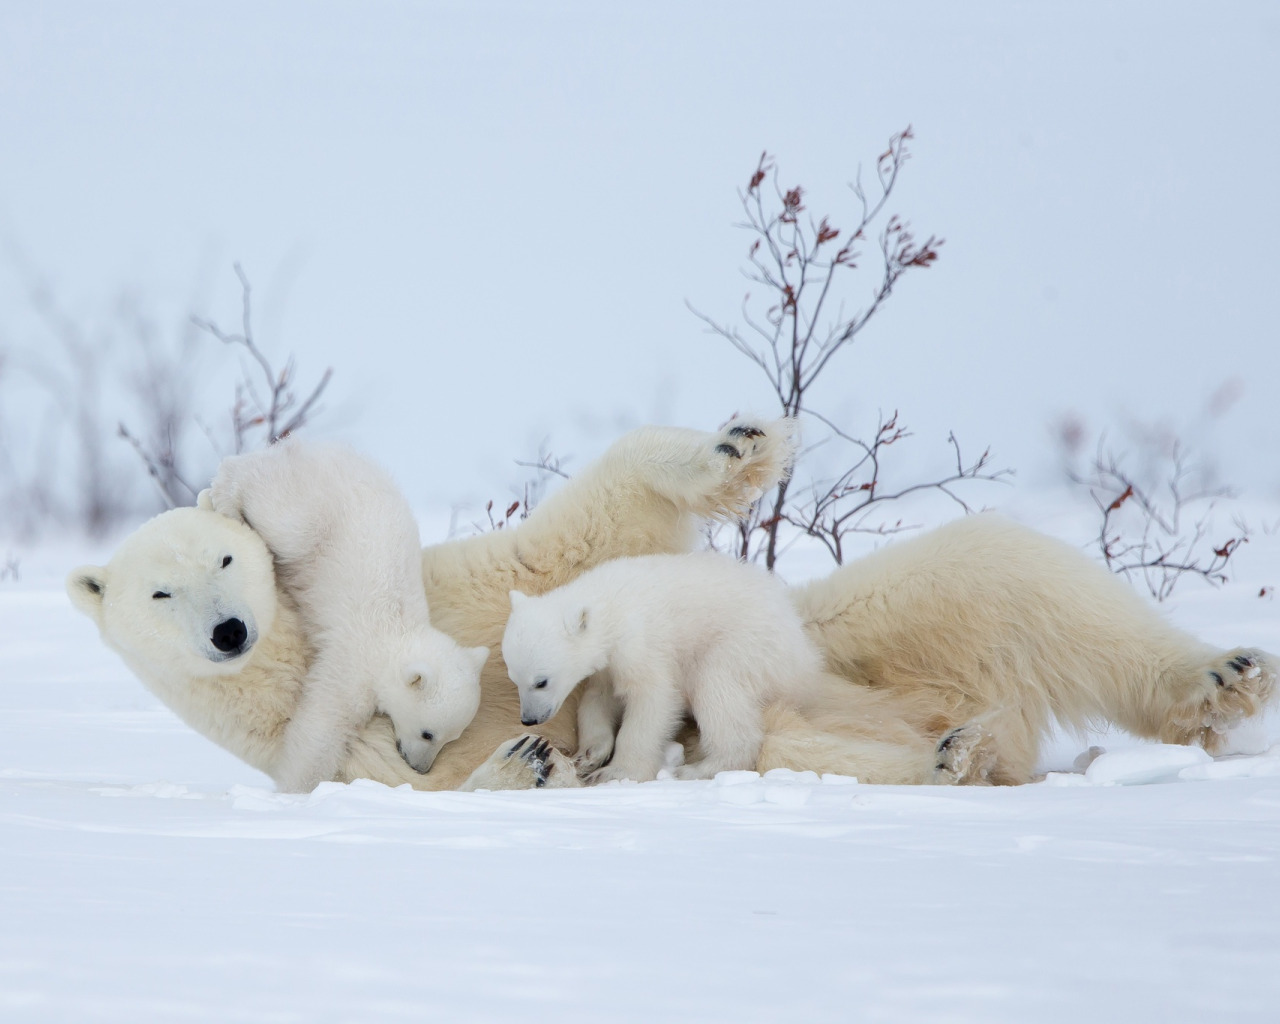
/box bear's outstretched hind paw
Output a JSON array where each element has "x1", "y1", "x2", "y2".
[
  {"x1": 1170, "y1": 647, "x2": 1277, "y2": 752},
  {"x1": 931, "y1": 721, "x2": 998, "y2": 785}
]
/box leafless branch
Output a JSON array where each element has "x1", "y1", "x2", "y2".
[
  {"x1": 691, "y1": 130, "x2": 1008, "y2": 568},
  {"x1": 191, "y1": 262, "x2": 333, "y2": 450},
  {"x1": 1070, "y1": 435, "x2": 1248, "y2": 601}
]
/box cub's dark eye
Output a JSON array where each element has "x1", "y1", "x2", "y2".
[
  {"x1": 152, "y1": 591, "x2": 171, "y2": 600},
  {"x1": 534, "y1": 678, "x2": 548, "y2": 690},
  {"x1": 420, "y1": 731, "x2": 434, "y2": 742},
  {"x1": 221, "y1": 556, "x2": 233, "y2": 568}
]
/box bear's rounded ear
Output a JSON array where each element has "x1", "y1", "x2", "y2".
[
  {"x1": 468, "y1": 646, "x2": 490, "y2": 671},
  {"x1": 66, "y1": 566, "x2": 107, "y2": 622}
]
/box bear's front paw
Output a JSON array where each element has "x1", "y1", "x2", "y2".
[
  {"x1": 505, "y1": 734, "x2": 557, "y2": 788},
  {"x1": 458, "y1": 734, "x2": 583, "y2": 792}
]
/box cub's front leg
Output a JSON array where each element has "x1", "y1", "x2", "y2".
[
  {"x1": 271, "y1": 649, "x2": 377, "y2": 793},
  {"x1": 574, "y1": 673, "x2": 622, "y2": 775},
  {"x1": 203, "y1": 447, "x2": 323, "y2": 565},
  {"x1": 586, "y1": 672, "x2": 684, "y2": 784}
]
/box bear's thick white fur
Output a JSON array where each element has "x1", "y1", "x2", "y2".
[
  {"x1": 773, "y1": 512, "x2": 1276, "y2": 784},
  {"x1": 503, "y1": 551, "x2": 827, "y2": 782},
  {"x1": 68, "y1": 417, "x2": 800, "y2": 791},
  {"x1": 67, "y1": 414, "x2": 1276, "y2": 790},
  {"x1": 204, "y1": 440, "x2": 489, "y2": 793}
]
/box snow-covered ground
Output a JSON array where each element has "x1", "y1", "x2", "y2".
[{"x1": 3, "y1": 509, "x2": 1278, "y2": 1023}]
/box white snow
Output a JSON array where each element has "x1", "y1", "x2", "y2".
[{"x1": 3, "y1": 524, "x2": 1280, "y2": 1023}]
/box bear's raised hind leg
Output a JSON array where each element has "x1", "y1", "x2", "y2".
[{"x1": 694, "y1": 416, "x2": 799, "y2": 521}]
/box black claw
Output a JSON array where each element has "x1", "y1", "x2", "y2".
[
  {"x1": 1211, "y1": 671, "x2": 1225, "y2": 687},
  {"x1": 714, "y1": 442, "x2": 742, "y2": 459},
  {"x1": 506, "y1": 735, "x2": 531, "y2": 759},
  {"x1": 519, "y1": 738, "x2": 553, "y2": 787},
  {"x1": 727, "y1": 425, "x2": 764, "y2": 439},
  {"x1": 935, "y1": 763, "x2": 947, "y2": 772},
  {"x1": 1230, "y1": 656, "x2": 1253, "y2": 672},
  {"x1": 937, "y1": 731, "x2": 958, "y2": 752}
]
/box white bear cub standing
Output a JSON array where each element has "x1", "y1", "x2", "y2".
[
  {"x1": 205, "y1": 439, "x2": 489, "y2": 793},
  {"x1": 502, "y1": 551, "x2": 825, "y2": 783}
]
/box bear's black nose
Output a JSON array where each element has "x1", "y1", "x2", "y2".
[
  {"x1": 211, "y1": 617, "x2": 248, "y2": 653},
  {"x1": 521, "y1": 716, "x2": 539, "y2": 727}
]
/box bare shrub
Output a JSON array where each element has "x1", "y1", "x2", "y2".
[
  {"x1": 119, "y1": 263, "x2": 333, "y2": 511},
  {"x1": 456, "y1": 442, "x2": 571, "y2": 536},
  {"x1": 0, "y1": 261, "x2": 334, "y2": 538},
  {"x1": 689, "y1": 129, "x2": 1010, "y2": 567},
  {"x1": 1060, "y1": 420, "x2": 1249, "y2": 601},
  {"x1": 189, "y1": 263, "x2": 333, "y2": 454}
]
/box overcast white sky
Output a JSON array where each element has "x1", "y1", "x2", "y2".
[{"x1": 2, "y1": 1, "x2": 1277, "y2": 518}]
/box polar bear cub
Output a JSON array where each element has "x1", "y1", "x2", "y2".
[
  {"x1": 205, "y1": 439, "x2": 488, "y2": 793},
  {"x1": 502, "y1": 550, "x2": 826, "y2": 783}
]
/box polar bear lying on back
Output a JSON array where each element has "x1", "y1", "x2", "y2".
[
  {"x1": 67, "y1": 413, "x2": 1276, "y2": 792},
  {"x1": 503, "y1": 551, "x2": 828, "y2": 783},
  {"x1": 204, "y1": 439, "x2": 489, "y2": 793}
]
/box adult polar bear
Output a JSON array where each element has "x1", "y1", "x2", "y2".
[{"x1": 67, "y1": 415, "x2": 1275, "y2": 790}]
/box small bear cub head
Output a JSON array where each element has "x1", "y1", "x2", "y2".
[
  {"x1": 382, "y1": 636, "x2": 489, "y2": 773},
  {"x1": 502, "y1": 589, "x2": 606, "y2": 727}
]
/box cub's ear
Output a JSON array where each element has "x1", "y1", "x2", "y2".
[
  {"x1": 467, "y1": 646, "x2": 490, "y2": 672},
  {"x1": 565, "y1": 605, "x2": 589, "y2": 635},
  {"x1": 195, "y1": 488, "x2": 214, "y2": 511},
  {"x1": 66, "y1": 566, "x2": 107, "y2": 623}
]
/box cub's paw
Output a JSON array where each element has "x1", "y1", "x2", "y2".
[
  {"x1": 585, "y1": 761, "x2": 654, "y2": 785},
  {"x1": 204, "y1": 469, "x2": 248, "y2": 524},
  {"x1": 574, "y1": 739, "x2": 614, "y2": 777},
  {"x1": 671, "y1": 760, "x2": 726, "y2": 781},
  {"x1": 1177, "y1": 648, "x2": 1276, "y2": 752},
  {"x1": 931, "y1": 721, "x2": 998, "y2": 786}
]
